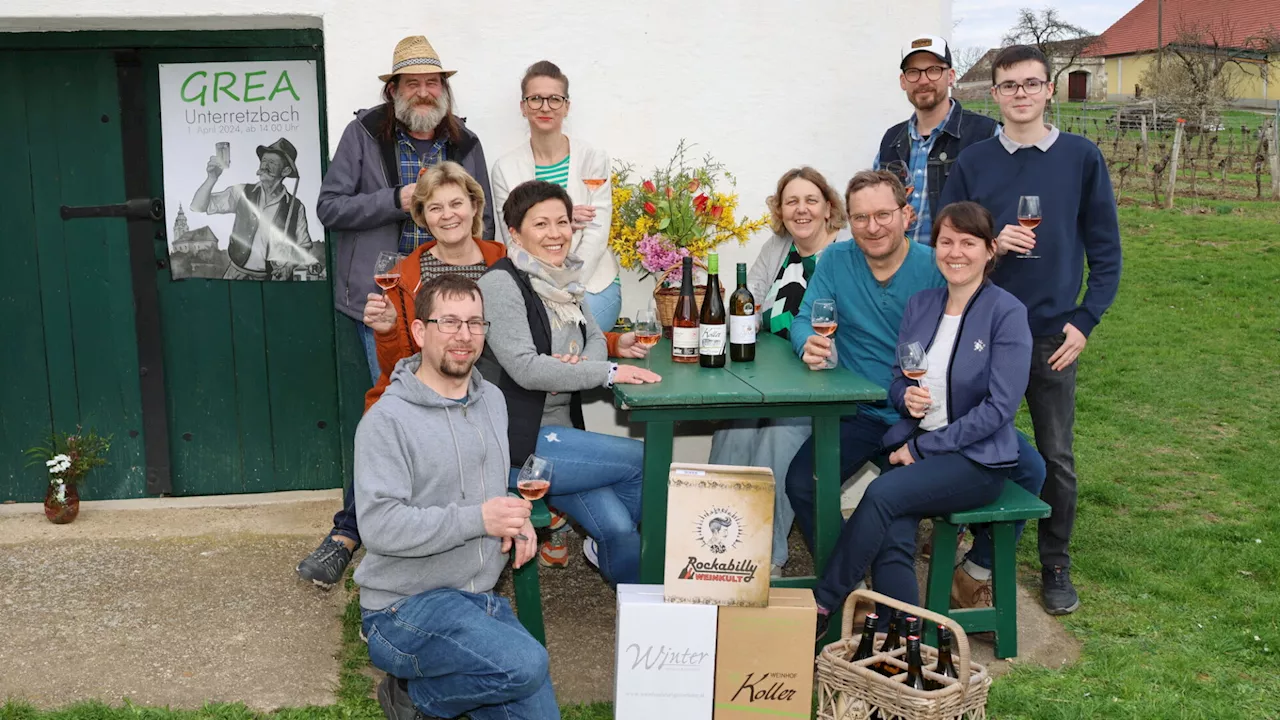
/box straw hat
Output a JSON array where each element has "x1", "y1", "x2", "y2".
[{"x1": 379, "y1": 36, "x2": 457, "y2": 82}]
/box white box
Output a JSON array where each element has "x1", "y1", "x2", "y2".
[{"x1": 614, "y1": 584, "x2": 718, "y2": 720}]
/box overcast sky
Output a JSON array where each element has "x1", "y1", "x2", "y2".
[{"x1": 951, "y1": 0, "x2": 1136, "y2": 52}]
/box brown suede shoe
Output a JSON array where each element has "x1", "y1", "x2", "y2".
[{"x1": 950, "y1": 565, "x2": 993, "y2": 609}]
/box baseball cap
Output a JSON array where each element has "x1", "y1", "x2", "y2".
[{"x1": 900, "y1": 35, "x2": 952, "y2": 69}]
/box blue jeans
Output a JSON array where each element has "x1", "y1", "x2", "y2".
[
  {"x1": 814, "y1": 453, "x2": 1010, "y2": 613},
  {"x1": 355, "y1": 320, "x2": 380, "y2": 386},
  {"x1": 361, "y1": 589, "x2": 559, "y2": 720},
  {"x1": 709, "y1": 417, "x2": 811, "y2": 568},
  {"x1": 785, "y1": 410, "x2": 1045, "y2": 564},
  {"x1": 511, "y1": 425, "x2": 642, "y2": 586},
  {"x1": 583, "y1": 280, "x2": 622, "y2": 331}
]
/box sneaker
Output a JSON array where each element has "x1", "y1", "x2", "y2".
[
  {"x1": 548, "y1": 509, "x2": 569, "y2": 532},
  {"x1": 1041, "y1": 565, "x2": 1081, "y2": 615},
  {"x1": 951, "y1": 565, "x2": 993, "y2": 609},
  {"x1": 583, "y1": 537, "x2": 600, "y2": 569},
  {"x1": 297, "y1": 536, "x2": 354, "y2": 590},
  {"x1": 376, "y1": 676, "x2": 438, "y2": 720},
  {"x1": 814, "y1": 610, "x2": 832, "y2": 645},
  {"x1": 538, "y1": 530, "x2": 569, "y2": 568}
]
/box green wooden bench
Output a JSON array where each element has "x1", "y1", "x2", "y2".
[
  {"x1": 923, "y1": 479, "x2": 1051, "y2": 659},
  {"x1": 512, "y1": 497, "x2": 552, "y2": 645}
]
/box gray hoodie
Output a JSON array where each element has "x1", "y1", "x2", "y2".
[{"x1": 353, "y1": 354, "x2": 510, "y2": 611}]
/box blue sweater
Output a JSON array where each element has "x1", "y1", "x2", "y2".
[
  {"x1": 882, "y1": 282, "x2": 1031, "y2": 467},
  {"x1": 791, "y1": 240, "x2": 944, "y2": 425},
  {"x1": 939, "y1": 132, "x2": 1121, "y2": 337}
]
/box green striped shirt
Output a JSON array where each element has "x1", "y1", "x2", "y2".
[{"x1": 534, "y1": 154, "x2": 570, "y2": 188}]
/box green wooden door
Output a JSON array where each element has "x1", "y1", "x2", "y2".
[
  {"x1": 0, "y1": 49, "x2": 148, "y2": 501},
  {"x1": 0, "y1": 32, "x2": 351, "y2": 501}
]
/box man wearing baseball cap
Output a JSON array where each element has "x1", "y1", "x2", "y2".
[
  {"x1": 305, "y1": 35, "x2": 496, "y2": 590},
  {"x1": 874, "y1": 35, "x2": 998, "y2": 245}
]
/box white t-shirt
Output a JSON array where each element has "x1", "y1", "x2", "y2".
[{"x1": 920, "y1": 314, "x2": 961, "y2": 431}]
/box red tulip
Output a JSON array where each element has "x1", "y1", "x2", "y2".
[
  {"x1": 688, "y1": 179, "x2": 701, "y2": 192},
  {"x1": 643, "y1": 180, "x2": 657, "y2": 193},
  {"x1": 665, "y1": 186, "x2": 674, "y2": 199},
  {"x1": 711, "y1": 205, "x2": 724, "y2": 218},
  {"x1": 644, "y1": 201, "x2": 657, "y2": 215},
  {"x1": 693, "y1": 193, "x2": 709, "y2": 212}
]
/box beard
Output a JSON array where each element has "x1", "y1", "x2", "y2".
[
  {"x1": 909, "y1": 86, "x2": 946, "y2": 112},
  {"x1": 438, "y1": 346, "x2": 476, "y2": 379},
  {"x1": 257, "y1": 169, "x2": 284, "y2": 191},
  {"x1": 395, "y1": 88, "x2": 451, "y2": 134}
]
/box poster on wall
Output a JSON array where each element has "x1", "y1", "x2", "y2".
[{"x1": 158, "y1": 60, "x2": 326, "y2": 281}]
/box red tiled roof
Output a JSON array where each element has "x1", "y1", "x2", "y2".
[{"x1": 1085, "y1": 0, "x2": 1280, "y2": 57}]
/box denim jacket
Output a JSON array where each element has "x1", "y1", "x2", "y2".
[{"x1": 882, "y1": 281, "x2": 1031, "y2": 466}]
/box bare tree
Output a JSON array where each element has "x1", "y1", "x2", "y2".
[
  {"x1": 953, "y1": 46, "x2": 991, "y2": 79},
  {"x1": 1002, "y1": 7, "x2": 1099, "y2": 91},
  {"x1": 1140, "y1": 16, "x2": 1280, "y2": 124}
]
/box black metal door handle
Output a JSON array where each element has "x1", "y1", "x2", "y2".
[{"x1": 61, "y1": 197, "x2": 163, "y2": 221}]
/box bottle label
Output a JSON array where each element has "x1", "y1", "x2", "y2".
[
  {"x1": 729, "y1": 314, "x2": 756, "y2": 344},
  {"x1": 699, "y1": 324, "x2": 726, "y2": 355},
  {"x1": 672, "y1": 326, "x2": 699, "y2": 357}
]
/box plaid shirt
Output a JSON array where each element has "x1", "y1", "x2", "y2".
[
  {"x1": 903, "y1": 101, "x2": 956, "y2": 245},
  {"x1": 397, "y1": 129, "x2": 448, "y2": 254}
]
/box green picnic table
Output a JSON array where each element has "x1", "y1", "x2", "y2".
[{"x1": 613, "y1": 332, "x2": 884, "y2": 589}]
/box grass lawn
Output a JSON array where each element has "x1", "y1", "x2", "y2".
[{"x1": 3, "y1": 196, "x2": 1277, "y2": 719}]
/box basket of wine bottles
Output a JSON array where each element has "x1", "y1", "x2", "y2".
[{"x1": 815, "y1": 589, "x2": 991, "y2": 720}]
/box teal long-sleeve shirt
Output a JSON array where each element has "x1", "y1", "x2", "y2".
[{"x1": 790, "y1": 240, "x2": 945, "y2": 425}]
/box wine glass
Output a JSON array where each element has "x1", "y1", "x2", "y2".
[
  {"x1": 1015, "y1": 196, "x2": 1042, "y2": 259},
  {"x1": 897, "y1": 342, "x2": 928, "y2": 383},
  {"x1": 517, "y1": 455, "x2": 553, "y2": 501},
  {"x1": 634, "y1": 306, "x2": 662, "y2": 370},
  {"x1": 811, "y1": 299, "x2": 838, "y2": 370},
  {"x1": 373, "y1": 251, "x2": 404, "y2": 294},
  {"x1": 579, "y1": 147, "x2": 608, "y2": 228}
]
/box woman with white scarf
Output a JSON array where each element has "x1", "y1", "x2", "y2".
[{"x1": 478, "y1": 180, "x2": 659, "y2": 586}]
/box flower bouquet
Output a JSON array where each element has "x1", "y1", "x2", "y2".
[
  {"x1": 26, "y1": 428, "x2": 111, "y2": 524},
  {"x1": 609, "y1": 141, "x2": 768, "y2": 328}
]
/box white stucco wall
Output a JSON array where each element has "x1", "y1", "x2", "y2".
[{"x1": 3, "y1": 0, "x2": 950, "y2": 459}]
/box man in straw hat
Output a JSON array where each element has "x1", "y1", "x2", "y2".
[
  {"x1": 192, "y1": 136, "x2": 315, "y2": 280},
  {"x1": 304, "y1": 35, "x2": 495, "y2": 590}
]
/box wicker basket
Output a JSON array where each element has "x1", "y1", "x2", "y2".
[
  {"x1": 652, "y1": 258, "x2": 723, "y2": 330},
  {"x1": 815, "y1": 589, "x2": 991, "y2": 720}
]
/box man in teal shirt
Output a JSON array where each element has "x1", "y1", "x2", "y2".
[{"x1": 784, "y1": 170, "x2": 1044, "y2": 609}]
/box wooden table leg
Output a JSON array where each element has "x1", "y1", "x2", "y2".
[
  {"x1": 639, "y1": 420, "x2": 674, "y2": 584},
  {"x1": 812, "y1": 415, "x2": 841, "y2": 574}
]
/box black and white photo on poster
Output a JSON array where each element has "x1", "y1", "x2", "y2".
[{"x1": 159, "y1": 61, "x2": 326, "y2": 281}]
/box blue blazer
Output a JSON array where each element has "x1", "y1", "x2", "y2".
[{"x1": 882, "y1": 281, "x2": 1032, "y2": 467}]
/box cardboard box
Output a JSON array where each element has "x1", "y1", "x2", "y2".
[
  {"x1": 614, "y1": 584, "x2": 718, "y2": 720},
  {"x1": 714, "y1": 588, "x2": 817, "y2": 720},
  {"x1": 664, "y1": 463, "x2": 775, "y2": 607}
]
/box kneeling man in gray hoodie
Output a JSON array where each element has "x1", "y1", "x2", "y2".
[{"x1": 354, "y1": 273, "x2": 560, "y2": 720}]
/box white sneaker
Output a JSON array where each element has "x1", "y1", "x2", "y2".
[{"x1": 583, "y1": 537, "x2": 600, "y2": 569}]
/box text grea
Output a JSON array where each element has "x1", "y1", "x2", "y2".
[
  {"x1": 180, "y1": 70, "x2": 301, "y2": 107},
  {"x1": 625, "y1": 643, "x2": 710, "y2": 671}
]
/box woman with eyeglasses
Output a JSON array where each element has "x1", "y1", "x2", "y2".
[
  {"x1": 478, "y1": 180, "x2": 661, "y2": 587},
  {"x1": 490, "y1": 60, "x2": 621, "y2": 331}
]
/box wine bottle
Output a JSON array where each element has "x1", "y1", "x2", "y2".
[
  {"x1": 904, "y1": 633, "x2": 928, "y2": 692},
  {"x1": 728, "y1": 262, "x2": 756, "y2": 362},
  {"x1": 671, "y1": 256, "x2": 699, "y2": 363},
  {"x1": 850, "y1": 612, "x2": 880, "y2": 662},
  {"x1": 879, "y1": 611, "x2": 905, "y2": 653},
  {"x1": 699, "y1": 253, "x2": 726, "y2": 368},
  {"x1": 933, "y1": 625, "x2": 959, "y2": 687}
]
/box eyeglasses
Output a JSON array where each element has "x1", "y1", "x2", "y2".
[
  {"x1": 523, "y1": 94, "x2": 567, "y2": 110},
  {"x1": 426, "y1": 317, "x2": 490, "y2": 335},
  {"x1": 903, "y1": 66, "x2": 947, "y2": 82},
  {"x1": 850, "y1": 208, "x2": 902, "y2": 228},
  {"x1": 995, "y1": 79, "x2": 1047, "y2": 96}
]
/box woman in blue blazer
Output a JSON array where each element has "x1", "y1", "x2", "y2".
[{"x1": 814, "y1": 201, "x2": 1033, "y2": 631}]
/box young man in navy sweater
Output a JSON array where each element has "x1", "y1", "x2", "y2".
[{"x1": 940, "y1": 45, "x2": 1122, "y2": 615}]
